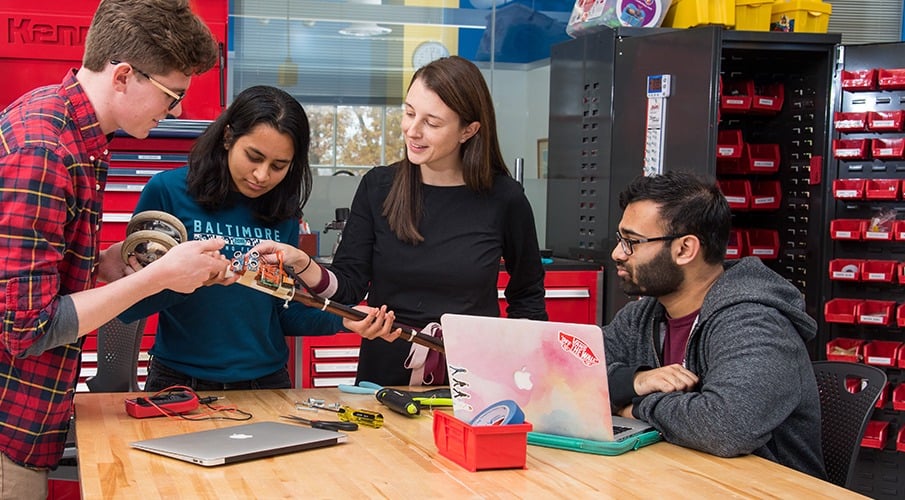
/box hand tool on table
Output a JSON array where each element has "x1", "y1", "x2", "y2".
[
  {"x1": 338, "y1": 381, "x2": 453, "y2": 416},
  {"x1": 299, "y1": 401, "x2": 385, "y2": 429},
  {"x1": 280, "y1": 414, "x2": 358, "y2": 431}
]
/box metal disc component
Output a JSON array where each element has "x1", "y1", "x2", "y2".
[
  {"x1": 126, "y1": 210, "x2": 188, "y2": 244},
  {"x1": 121, "y1": 230, "x2": 179, "y2": 267}
]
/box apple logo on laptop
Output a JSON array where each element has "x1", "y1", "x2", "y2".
[
  {"x1": 514, "y1": 366, "x2": 533, "y2": 390},
  {"x1": 229, "y1": 433, "x2": 254, "y2": 439}
]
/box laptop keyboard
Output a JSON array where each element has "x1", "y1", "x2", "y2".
[{"x1": 613, "y1": 425, "x2": 632, "y2": 435}]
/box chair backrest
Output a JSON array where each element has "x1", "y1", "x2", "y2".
[
  {"x1": 812, "y1": 360, "x2": 886, "y2": 489},
  {"x1": 85, "y1": 317, "x2": 147, "y2": 392}
]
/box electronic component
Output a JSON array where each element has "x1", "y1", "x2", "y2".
[{"x1": 124, "y1": 391, "x2": 199, "y2": 419}]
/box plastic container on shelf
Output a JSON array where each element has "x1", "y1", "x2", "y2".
[
  {"x1": 864, "y1": 340, "x2": 902, "y2": 367},
  {"x1": 832, "y1": 139, "x2": 870, "y2": 160},
  {"x1": 871, "y1": 138, "x2": 905, "y2": 159},
  {"x1": 716, "y1": 129, "x2": 744, "y2": 158},
  {"x1": 725, "y1": 229, "x2": 744, "y2": 259},
  {"x1": 877, "y1": 68, "x2": 905, "y2": 90},
  {"x1": 867, "y1": 111, "x2": 905, "y2": 132},
  {"x1": 893, "y1": 383, "x2": 905, "y2": 411},
  {"x1": 824, "y1": 298, "x2": 862, "y2": 324},
  {"x1": 857, "y1": 300, "x2": 896, "y2": 326},
  {"x1": 894, "y1": 221, "x2": 905, "y2": 241},
  {"x1": 769, "y1": 0, "x2": 832, "y2": 33},
  {"x1": 828, "y1": 259, "x2": 862, "y2": 281},
  {"x1": 720, "y1": 80, "x2": 753, "y2": 113},
  {"x1": 662, "y1": 0, "x2": 735, "y2": 28},
  {"x1": 831, "y1": 178, "x2": 865, "y2": 200},
  {"x1": 829, "y1": 219, "x2": 865, "y2": 240},
  {"x1": 864, "y1": 179, "x2": 900, "y2": 200},
  {"x1": 897, "y1": 427, "x2": 905, "y2": 453},
  {"x1": 734, "y1": 0, "x2": 773, "y2": 31},
  {"x1": 833, "y1": 111, "x2": 868, "y2": 132},
  {"x1": 861, "y1": 260, "x2": 897, "y2": 283},
  {"x1": 433, "y1": 411, "x2": 532, "y2": 472},
  {"x1": 744, "y1": 143, "x2": 780, "y2": 174},
  {"x1": 718, "y1": 180, "x2": 751, "y2": 210},
  {"x1": 840, "y1": 69, "x2": 877, "y2": 91},
  {"x1": 825, "y1": 337, "x2": 865, "y2": 362},
  {"x1": 875, "y1": 382, "x2": 890, "y2": 409},
  {"x1": 749, "y1": 181, "x2": 781, "y2": 210},
  {"x1": 743, "y1": 229, "x2": 778, "y2": 259},
  {"x1": 861, "y1": 420, "x2": 890, "y2": 449},
  {"x1": 750, "y1": 82, "x2": 784, "y2": 113},
  {"x1": 897, "y1": 303, "x2": 905, "y2": 327},
  {"x1": 864, "y1": 217, "x2": 893, "y2": 241}
]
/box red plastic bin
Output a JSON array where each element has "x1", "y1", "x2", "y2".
[
  {"x1": 751, "y1": 82, "x2": 784, "y2": 114},
  {"x1": 829, "y1": 219, "x2": 865, "y2": 240},
  {"x1": 897, "y1": 303, "x2": 905, "y2": 327},
  {"x1": 716, "y1": 130, "x2": 744, "y2": 159},
  {"x1": 872, "y1": 138, "x2": 905, "y2": 159},
  {"x1": 893, "y1": 384, "x2": 905, "y2": 411},
  {"x1": 864, "y1": 340, "x2": 902, "y2": 367},
  {"x1": 897, "y1": 427, "x2": 905, "y2": 453},
  {"x1": 840, "y1": 69, "x2": 876, "y2": 91},
  {"x1": 749, "y1": 181, "x2": 781, "y2": 210},
  {"x1": 828, "y1": 259, "x2": 862, "y2": 281},
  {"x1": 833, "y1": 139, "x2": 870, "y2": 160},
  {"x1": 832, "y1": 178, "x2": 865, "y2": 200},
  {"x1": 725, "y1": 229, "x2": 744, "y2": 259},
  {"x1": 865, "y1": 179, "x2": 900, "y2": 200},
  {"x1": 867, "y1": 111, "x2": 905, "y2": 132},
  {"x1": 861, "y1": 420, "x2": 889, "y2": 449},
  {"x1": 857, "y1": 300, "x2": 896, "y2": 326},
  {"x1": 743, "y1": 229, "x2": 778, "y2": 259},
  {"x1": 824, "y1": 299, "x2": 862, "y2": 324},
  {"x1": 833, "y1": 111, "x2": 867, "y2": 132},
  {"x1": 877, "y1": 68, "x2": 905, "y2": 90},
  {"x1": 861, "y1": 260, "x2": 897, "y2": 283},
  {"x1": 744, "y1": 144, "x2": 780, "y2": 173},
  {"x1": 875, "y1": 382, "x2": 890, "y2": 409},
  {"x1": 718, "y1": 180, "x2": 751, "y2": 210},
  {"x1": 864, "y1": 218, "x2": 894, "y2": 241},
  {"x1": 825, "y1": 337, "x2": 865, "y2": 362},
  {"x1": 894, "y1": 221, "x2": 905, "y2": 241},
  {"x1": 433, "y1": 411, "x2": 532, "y2": 472},
  {"x1": 720, "y1": 80, "x2": 753, "y2": 113}
]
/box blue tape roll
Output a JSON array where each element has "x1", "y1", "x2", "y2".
[{"x1": 470, "y1": 400, "x2": 525, "y2": 426}]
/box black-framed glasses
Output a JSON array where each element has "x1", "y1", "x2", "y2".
[
  {"x1": 111, "y1": 60, "x2": 185, "y2": 110},
  {"x1": 615, "y1": 231, "x2": 683, "y2": 256}
]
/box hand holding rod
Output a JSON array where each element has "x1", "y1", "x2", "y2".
[{"x1": 281, "y1": 265, "x2": 445, "y2": 354}]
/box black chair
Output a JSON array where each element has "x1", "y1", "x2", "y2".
[
  {"x1": 812, "y1": 360, "x2": 886, "y2": 489},
  {"x1": 86, "y1": 317, "x2": 148, "y2": 392}
]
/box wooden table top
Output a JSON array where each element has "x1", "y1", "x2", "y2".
[{"x1": 74, "y1": 388, "x2": 865, "y2": 499}]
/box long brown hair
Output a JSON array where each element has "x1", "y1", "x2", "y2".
[{"x1": 383, "y1": 56, "x2": 510, "y2": 244}]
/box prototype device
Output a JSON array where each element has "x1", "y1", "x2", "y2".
[{"x1": 125, "y1": 391, "x2": 199, "y2": 419}]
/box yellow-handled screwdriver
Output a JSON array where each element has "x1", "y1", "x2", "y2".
[{"x1": 307, "y1": 403, "x2": 384, "y2": 428}]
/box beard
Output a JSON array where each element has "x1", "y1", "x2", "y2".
[{"x1": 617, "y1": 245, "x2": 684, "y2": 297}]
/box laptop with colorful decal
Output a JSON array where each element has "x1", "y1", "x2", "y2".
[{"x1": 440, "y1": 313, "x2": 653, "y2": 442}]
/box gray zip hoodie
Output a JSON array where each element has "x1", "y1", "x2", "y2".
[{"x1": 604, "y1": 257, "x2": 826, "y2": 479}]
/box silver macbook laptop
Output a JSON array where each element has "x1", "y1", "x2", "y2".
[
  {"x1": 130, "y1": 421, "x2": 347, "y2": 466},
  {"x1": 440, "y1": 313, "x2": 653, "y2": 442}
]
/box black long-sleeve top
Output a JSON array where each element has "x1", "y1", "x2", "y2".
[{"x1": 328, "y1": 165, "x2": 547, "y2": 385}]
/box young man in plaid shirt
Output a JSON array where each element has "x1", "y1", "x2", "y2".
[{"x1": 0, "y1": 1, "x2": 232, "y2": 496}]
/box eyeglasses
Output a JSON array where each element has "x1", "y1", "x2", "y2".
[
  {"x1": 615, "y1": 231, "x2": 683, "y2": 256},
  {"x1": 111, "y1": 60, "x2": 185, "y2": 111}
]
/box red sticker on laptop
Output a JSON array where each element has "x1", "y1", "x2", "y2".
[{"x1": 558, "y1": 331, "x2": 600, "y2": 367}]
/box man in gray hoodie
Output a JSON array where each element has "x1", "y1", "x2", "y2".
[{"x1": 604, "y1": 171, "x2": 826, "y2": 479}]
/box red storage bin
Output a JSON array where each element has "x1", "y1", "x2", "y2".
[
  {"x1": 833, "y1": 111, "x2": 868, "y2": 132},
  {"x1": 893, "y1": 384, "x2": 905, "y2": 411},
  {"x1": 857, "y1": 300, "x2": 896, "y2": 326},
  {"x1": 751, "y1": 82, "x2": 784, "y2": 114},
  {"x1": 744, "y1": 143, "x2": 780, "y2": 173},
  {"x1": 897, "y1": 303, "x2": 905, "y2": 327},
  {"x1": 825, "y1": 337, "x2": 865, "y2": 362},
  {"x1": 875, "y1": 382, "x2": 890, "y2": 409},
  {"x1": 744, "y1": 229, "x2": 778, "y2": 259},
  {"x1": 894, "y1": 221, "x2": 905, "y2": 241},
  {"x1": 824, "y1": 299, "x2": 862, "y2": 324},
  {"x1": 865, "y1": 217, "x2": 894, "y2": 241},
  {"x1": 725, "y1": 229, "x2": 744, "y2": 259},
  {"x1": 865, "y1": 179, "x2": 900, "y2": 200},
  {"x1": 840, "y1": 69, "x2": 877, "y2": 91},
  {"x1": 749, "y1": 181, "x2": 781, "y2": 210},
  {"x1": 832, "y1": 178, "x2": 865, "y2": 200},
  {"x1": 716, "y1": 130, "x2": 744, "y2": 158},
  {"x1": 833, "y1": 139, "x2": 870, "y2": 160},
  {"x1": 872, "y1": 138, "x2": 905, "y2": 159},
  {"x1": 861, "y1": 260, "x2": 896, "y2": 283},
  {"x1": 864, "y1": 340, "x2": 902, "y2": 367},
  {"x1": 861, "y1": 420, "x2": 890, "y2": 449},
  {"x1": 718, "y1": 180, "x2": 751, "y2": 210},
  {"x1": 829, "y1": 219, "x2": 865, "y2": 240},
  {"x1": 828, "y1": 259, "x2": 862, "y2": 281},
  {"x1": 867, "y1": 111, "x2": 905, "y2": 132},
  {"x1": 720, "y1": 80, "x2": 753, "y2": 113},
  {"x1": 897, "y1": 427, "x2": 905, "y2": 453},
  {"x1": 433, "y1": 411, "x2": 531, "y2": 472},
  {"x1": 877, "y1": 68, "x2": 905, "y2": 90}
]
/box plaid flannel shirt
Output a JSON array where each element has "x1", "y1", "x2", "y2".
[{"x1": 0, "y1": 70, "x2": 110, "y2": 468}]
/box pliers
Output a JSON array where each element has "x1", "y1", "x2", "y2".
[{"x1": 280, "y1": 414, "x2": 358, "y2": 431}]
